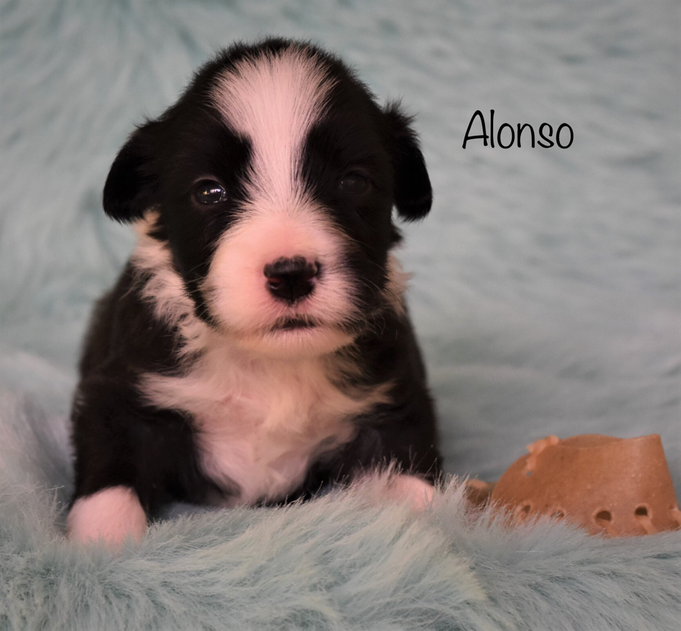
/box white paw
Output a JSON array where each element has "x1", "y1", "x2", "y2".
[
  {"x1": 386, "y1": 474, "x2": 437, "y2": 510},
  {"x1": 67, "y1": 486, "x2": 147, "y2": 547}
]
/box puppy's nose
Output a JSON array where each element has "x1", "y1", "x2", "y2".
[{"x1": 263, "y1": 256, "x2": 320, "y2": 303}]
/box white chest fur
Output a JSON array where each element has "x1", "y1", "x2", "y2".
[{"x1": 141, "y1": 342, "x2": 388, "y2": 506}]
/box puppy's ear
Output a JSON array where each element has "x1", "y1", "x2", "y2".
[
  {"x1": 384, "y1": 102, "x2": 432, "y2": 221},
  {"x1": 103, "y1": 121, "x2": 160, "y2": 223}
]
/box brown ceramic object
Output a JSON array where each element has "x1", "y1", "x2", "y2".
[{"x1": 469, "y1": 434, "x2": 681, "y2": 537}]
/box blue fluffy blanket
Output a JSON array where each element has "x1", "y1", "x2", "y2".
[{"x1": 1, "y1": 1, "x2": 679, "y2": 629}]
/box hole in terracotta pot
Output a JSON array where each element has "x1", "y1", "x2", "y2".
[
  {"x1": 594, "y1": 509, "x2": 616, "y2": 536},
  {"x1": 634, "y1": 505, "x2": 650, "y2": 518},
  {"x1": 634, "y1": 504, "x2": 656, "y2": 534},
  {"x1": 595, "y1": 510, "x2": 612, "y2": 523},
  {"x1": 515, "y1": 503, "x2": 533, "y2": 521},
  {"x1": 550, "y1": 508, "x2": 565, "y2": 519}
]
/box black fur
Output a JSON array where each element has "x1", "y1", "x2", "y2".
[{"x1": 72, "y1": 38, "x2": 440, "y2": 526}]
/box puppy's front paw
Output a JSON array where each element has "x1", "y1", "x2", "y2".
[
  {"x1": 67, "y1": 486, "x2": 147, "y2": 547},
  {"x1": 386, "y1": 474, "x2": 437, "y2": 510}
]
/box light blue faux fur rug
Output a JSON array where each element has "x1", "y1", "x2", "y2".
[{"x1": 1, "y1": 1, "x2": 679, "y2": 629}]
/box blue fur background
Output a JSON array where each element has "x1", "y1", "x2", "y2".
[{"x1": 1, "y1": 0, "x2": 679, "y2": 629}]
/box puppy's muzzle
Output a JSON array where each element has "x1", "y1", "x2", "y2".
[{"x1": 264, "y1": 256, "x2": 320, "y2": 304}]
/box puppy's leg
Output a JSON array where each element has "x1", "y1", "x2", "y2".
[
  {"x1": 67, "y1": 486, "x2": 147, "y2": 546},
  {"x1": 309, "y1": 399, "x2": 442, "y2": 509},
  {"x1": 385, "y1": 473, "x2": 436, "y2": 510},
  {"x1": 69, "y1": 376, "x2": 216, "y2": 546}
]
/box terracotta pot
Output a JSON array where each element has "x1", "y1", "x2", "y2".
[{"x1": 468, "y1": 434, "x2": 681, "y2": 537}]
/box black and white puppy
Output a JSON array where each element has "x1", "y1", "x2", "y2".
[{"x1": 68, "y1": 38, "x2": 441, "y2": 545}]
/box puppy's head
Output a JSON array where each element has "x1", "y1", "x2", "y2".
[{"x1": 104, "y1": 39, "x2": 432, "y2": 357}]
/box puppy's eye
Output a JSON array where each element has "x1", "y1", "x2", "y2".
[
  {"x1": 193, "y1": 180, "x2": 227, "y2": 204},
  {"x1": 339, "y1": 172, "x2": 370, "y2": 196}
]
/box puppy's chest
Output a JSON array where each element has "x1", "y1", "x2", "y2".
[{"x1": 142, "y1": 353, "x2": 380, "y2": 505}]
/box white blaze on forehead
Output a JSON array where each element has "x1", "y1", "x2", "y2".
[
  {"x1": 205, "y1": 49, "x2": 358, "y2": 354},
  {"x1": 211, "y1": 49, "x2": 335, "y2": 206}
]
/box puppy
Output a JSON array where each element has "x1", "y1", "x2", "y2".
[{"x1": 68, "y1": 38, "x2": 441, "y2": 545}]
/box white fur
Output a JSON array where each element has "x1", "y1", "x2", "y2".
[
  {"x1": 211, "y1": 48, "x2": 335, "y2": 209},
  {"x1": 206, "y1": 49, "x2": 358, "y2": 357},
  {"x1": 387, "y1": 474, "x2": 437, "y2": 510},
  {"x1": 384, "y1": 254, "x2": 410, "y2": 317},
  {"x1": 203, "y1": 203, "x2": 358, "y2": 356},
  {"x1": 67, "y1": 486, "x2": 147, "y2": 545},
  {"x1": 132, "y1": 214, "x2": 209, "y2": 357},
  {"x1": 132, "y1": 215, "x2": 358, "y2": 358},
  {"x1": 131, "y1": 218, "x2": 397, "y2": 506},
  {"x1": 141, "y1": 342, "x2": 391, "y2": 506},
  {"x1": 132, "y1": 214, "x2": 408, "y2": 358}
]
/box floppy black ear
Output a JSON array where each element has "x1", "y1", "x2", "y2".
[
  {"x1": 103, "y1": 121, "x2": 160, "y2": 223},
  {"x1": 384, "y1": 103, "x2": 432, "y2": 221}
]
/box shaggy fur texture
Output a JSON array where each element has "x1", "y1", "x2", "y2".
[
  {"x1": 2, "y1": 399, "x2": 680, "y2": 630},
  {"x1": 1, "y1": 0, "x2": 679, "y2": 629}
]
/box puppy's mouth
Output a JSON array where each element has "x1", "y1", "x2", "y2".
[
  {"x1": 233, "y1": 314, "x2": 362, "y2": 356},
  {"x1": 270, "y1": 316, "x2": 319, "y2": 332}
]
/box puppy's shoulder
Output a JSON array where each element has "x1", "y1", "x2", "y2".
[{"x1": 78, "y1": 261, "x2": 178, "y2": 377}]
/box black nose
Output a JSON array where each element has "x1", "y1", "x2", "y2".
[{"x1": 263, "y1": 256, "x2": 320, "y2": 304}]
